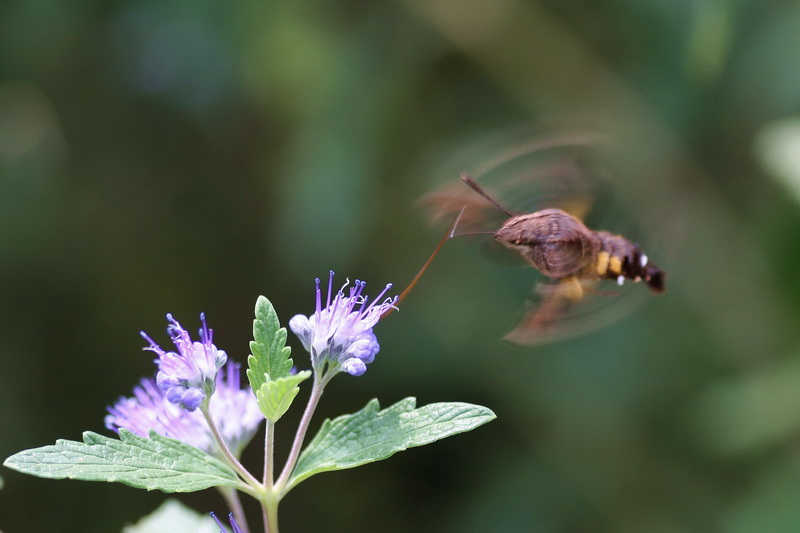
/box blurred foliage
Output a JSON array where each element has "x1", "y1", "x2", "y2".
[{"x1": 2, "y1": 0, "x2": 800, "y2": 531}]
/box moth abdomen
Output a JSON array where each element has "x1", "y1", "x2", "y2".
[{"x1": 592, "y1": 231, "x2": 665, "y2": 293}]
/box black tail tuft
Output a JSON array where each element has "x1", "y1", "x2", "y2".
[{"x1": 645, "y1": 266, "x2": 665, "y2": 293}]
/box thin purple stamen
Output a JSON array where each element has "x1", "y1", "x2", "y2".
[
  {"x1": 325, "y1": 278, "x2": 350, "y2": 332},
  {"x1": 200, "y1": 312, "x2": 211, "y2": 343},
  {"x1": 314, "y1": 278, "x2": 322, "y2": 316},
  {"x1": 350, "y1": 282, "x2": 362, "y2": 308},
  {"x1": 165, "y1": 314, "x2": 186, "y2": 342},
  {"x1": 369, "y1": 283, "x2": 393, "y2": 313},
  {"x1": 353, "y1": 280, "x2": 366, "y2": 305},
  {"x1": 326, "y1": 270, "x2": 334, "y2": 308},
  {"x1": 140, "y1": 330, "x2": 157, "y2": 347},
  {"x1": 357, "y1": 295, "x2": 369, "y2": 314},
  {"x1": 210, "y1": 511, "x2": 243, "y2": 533},
  {"x1": 200, "y1": 313, "x2": 215, "y2": 362}
]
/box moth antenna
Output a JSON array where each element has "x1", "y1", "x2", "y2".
[
  {"x1": 381, "y1": 206, "x2": 466, "y2": 320},
  {"x1": 461, "y1": 173, "x2": 516, "y2": 217}
]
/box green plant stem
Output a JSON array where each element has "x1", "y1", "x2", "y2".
[
  {"x1": 262, "y1": 415, "x2": 278, "y2": 532},
  {"x1": 201, "y1": 405, "x2": 262, "y2": 489},
  {"x1": 219, "y1": 487, "x2": 250, "y2": 533},
  {"x1": 264, "y1": 498, "x2": 279, "y2": 533},
  {"x1": 264, "y1": 420, "x2": 275, "y2": 489},
  {"x1": 274, "y1": 372, "x2": 329, "y2": 491}
]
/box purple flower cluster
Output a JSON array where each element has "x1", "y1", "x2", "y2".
[
  {"x1": 106, "y1": 363, "x2": 262, "y2": 456},
  {"x1": 141, "y1": 313, "x2": 227, "y2": 411},
  {"x1": 289, "y1": 271, "x2": 397, "y2": 376}
]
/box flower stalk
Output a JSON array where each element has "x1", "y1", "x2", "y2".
[
  {"x1": 200, "y1": 403, "x2": 261, "y2": 489},
  {"x1": 274, "y1": 372, "x2": 327, "y2": 491}
]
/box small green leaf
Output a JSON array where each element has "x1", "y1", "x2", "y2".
[
  {"x1": 256, "y1": 370, "x2": 312, "y2": 422},
  {"x1": 288, "y1": 397, "x2": 496, "y2": 488},
  {"x1": 3, "y1": 430, "x2": 241, "y2": 493},
  {"x1": 247, "y1": 296, "x2": 293, "y2": 392}
]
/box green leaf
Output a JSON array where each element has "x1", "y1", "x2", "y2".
[
  {"x1": 247, "y1": 296, "x2": 293, "y2": 393},
  {"x1": 3, "y1": 430, "x2": 241, "y2": 493},
  {"x1": 256, "y1": 370, "x2": 312, "y2": 422},
  {"x1": 123, "y1": 499, "x2": 220, "y2": 533},
  {"x1": 288, "y1": 397, "x2": 496, "y2": 488}
]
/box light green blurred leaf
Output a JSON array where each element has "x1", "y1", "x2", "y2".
[
  {"x1": 722, "y1": 460, "x2": 800, "y2": 533},
  {"x1": 686, "y1": 355, "x2": 800, "y2": 455},
  {"x1": 122, "y1": 499, "x2": 220, "y2": 533},
  {"x1": 754, "y1": 116, "x2": 800, "y2": 206}
]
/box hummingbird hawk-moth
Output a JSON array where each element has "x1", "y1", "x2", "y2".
[
  {"x1": 455, "y1": 174, "x2": 665, "y2": 343},
  {"x1": 387, "y1": 130, "x2": 667, "y2": 343},
  {"x1": 461, "y1": 174, "x2": 664, "y2": 291}
]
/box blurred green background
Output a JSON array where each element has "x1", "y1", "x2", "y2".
[{"x1": 3, "y1": 0, "x2": 800, "y2": 531}]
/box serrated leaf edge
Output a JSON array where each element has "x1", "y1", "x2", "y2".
[
  {"x1": 288, "y1": 397, "x2": 496, "y2": 488},
  {"x1": 247, "y1": 296, "x2": 293, "y2": 393},
  {"x1": 3, "y1": 430, "x2": 241, "y2": 493}
]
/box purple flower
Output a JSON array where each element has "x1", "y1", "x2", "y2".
[
  {"x1": 210, "y1": 512, "x2": 243, "y2": 533},
  {"x1": 105, "y1": 363, "x2": 263, "y2": 456},
  {"x1": 141, "y1": 313, "x2": 227, "y2": 411},
  {"x1": 288, "y1": 271, "x2": 397, "y2": 376}
]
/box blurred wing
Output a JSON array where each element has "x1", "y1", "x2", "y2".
[
  {"x1": 421, "y1": 128, "x2": 605, "y2": 236},
  {"x1": 504, "y1": 280, "x2": 583, "y2": 344},
  {"x1": 504, "y1": 277, "x2": 645, "y2": 345}
]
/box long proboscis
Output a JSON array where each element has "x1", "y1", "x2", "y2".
[{"x1": 381, "y1": 206, "x2": 466, "y2": 320}]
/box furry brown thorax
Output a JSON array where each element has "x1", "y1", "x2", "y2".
[{"x1": 494, "y1": 208, "x2": 665, "y2": 293}]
